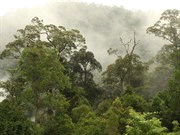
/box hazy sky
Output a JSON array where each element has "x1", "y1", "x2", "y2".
[{"x1": 1, "y1": 0, "x2": 180, "y2": 16}]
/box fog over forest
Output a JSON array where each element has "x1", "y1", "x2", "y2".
[
  {"x1": 2, "y1": 3, "x2": 180, "y2": 134},
  {"x1": 0, "y1": 2, "x2": 169, "y2": 76}
]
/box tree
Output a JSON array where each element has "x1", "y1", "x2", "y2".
[
  {"x1": 0, "y1": 46, "x2": 79, "y2": 134},
  {"x1": 75, "y1": 112, "x2": 102, "y2": 135},
  {"x1": 121, "y1": 89, "x2": 148, "y2": 112},
  {"x1": 102, "y1": 54, "x2": 148, "y2": 96},
  {"x1": 72, "y1": 104, "x2": 92, "y2": 123},
  {"x1": 0, "y1": 46, "x2": 71, "y2": 123},
  {"x1": 101, "y1": 97, "x2": 123, "y2": 135},
  {"x1": 102, "y1": 32, "x2": 148, "y2": 96},
  {"x1": 69, "y1": 48, "x2": 102, "y2": 103},
  {"x1": 126, "y1": 109, "x2": 167, "y2": 135},
  {"x1": 71, "y1": 104, "x2": 103, "y2": 135},
  {"x1": 147, "y1": 63, "x2": 173, "y2": 98},
  {"x1": 0, "y1": 17, "x2": 108, "y2": 134},
  {"x1": 96, "y1": 99, "x2": 112, "y2": 116},
  {"x1": 43, "y1": 112, "x2": 75, "y2": 135},
  {"x1": 167, "y1": 69, "x2": 180, "y2": 122},
  {"x1": 172, "y1": 120, "x2": 180, "y2": 134},
  {"x1": 147, "y1": 9, "x2": 180, "y2": 50},
  {"x1": 149, "y1": 91, "x2": 174, "y2": 131},
  {"x1": 0, "y1": 17, "x2": 86, "y2": 62},
  {"x1": 149, "y1": 69, "x2": 180, "y2": 131},
  {"x1": 147, "y1": 10, "x2": 180, "y2": 131},
  {"x1": 0, "y1": 17, "x2": 102, "y2": 104},
  {"x1": 145, "y1": 9, "x2": 180, "y2": 99},
  {"x1": 107, "y1": 32, "x2": 139, "y2": 88},
  {"x1": 0, "y1": 100, "x2": 43, "y2": 135},
  {"x1": 69, "y1": 48, "x2": 102, "y2": 86}
]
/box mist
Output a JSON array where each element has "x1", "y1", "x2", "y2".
[{"x1": 0, "y1": 2, "x2": 169, "y2": 75}]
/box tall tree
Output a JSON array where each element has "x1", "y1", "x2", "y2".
[
  {"x1": 146, "y1": 9, "x2": 180, "y2": 131},
  {"x1": 102, "y1": 53, "x2": 148, "y2": 96},
  {"x1": 0, "y1": 46, "x2": 71, "y2": 123},
  {"x1": 0, "y1": 17, "x2": 86, "y2": 62},
  {"x1": 103, "y1": 31, "x2": 148, "y2": 96},
  {"x1": 69, "y1": 48, "x2": 102, "y2": 86},
  {"x1": 147, "y1": 9, "x2": 180, "y2": 50},
  {"x1": 69, "y1": 48, "x2": 102, "y2": 103},
  {"x1": 145, "y1": 9, "x2": 180, "y2": 99}
]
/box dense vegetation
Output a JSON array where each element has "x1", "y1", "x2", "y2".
[{"x1": 1, "y1": 9, "x2": 180, "y2": 134}]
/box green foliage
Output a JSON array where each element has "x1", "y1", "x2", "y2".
[
  {"x1": 72, "y1": 104, "x2": 103, "y2": 135},
  {"x1": 121, "y1": 92, "x2": 148, "y2": 112},
  {"x1": 69, "y1": 48, "x2": 102, "y2": 85},
  {"x1": 0, "y1": 17, "x2": 86, "y2": 60},
  {"x1": 147, "y1": 9, "x2": 180, "y2": 49},
  {"x1": 43, "y1": 113, "x2": 75, "y2": 135},
  {"x1": 19, "y1": 46, "x2": 71, "y2": 92},
  {"x1": 118, "y1": 107, "x2": 131, "y2": 134},
  {"x1": 67, "y1": 86, "x2": 91, "y2": 112},
  {"x1": 69, "y1": 48, "x2": 102, "y2": 103},
  {"x1": 126, "y1": 109, "x2": 167, "y2": 135},
  {"x1": 146, "y1": 9, "x2": 180, "y2": 98},
  {"x1": 102, "y1": 54, "x2": 148, "y2": 97},
  {"x1": 161, "y1": 69, "x2": 180, "y2": 130},
  {"x1": 149, "y1": 68, "x2": 180, "y2": 131},
  {"x1": 75, "y1": 112, "x2": 102, "y2": 135},
  {"x1": 72, "y1": 104, "x2": 92, "y2": 123},
  {"x1": 0, "y1": 100, "x2": 43, "y2": 135},
  {"x1": 172, "y1": 120, "x2": 180, "y2": 132},
  {"x1": 145, "y1": 10, "x2": 180, "y2": 132},
  {"x1": 96, "y1": 99, "x2": 112, "y2": 115},
  {"x1": 2, "y1": 10, "x2": 180, "y2": 135},
  {"x1": 150, "y1": 95, "x2": 166, "y2": 112},
  {"x1": 171, "y1": 49, "x2": 180, "y2": 69},
  {"x1": 0, "y1": 46, "x2": 72, "y2": 125},
  {"x1": 148, "y1": 64, "x2": 173, "y2": 98},
  {"x1": 155, "y1": 44, "x2": 174, "y2": 65},
  {"x1": 101, "y1": 98, "x2": 123, "y2": 135}
]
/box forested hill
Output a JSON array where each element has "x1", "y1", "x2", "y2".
[{"x1": 1, "y1": 2, "x2": 167, "y2": 70}]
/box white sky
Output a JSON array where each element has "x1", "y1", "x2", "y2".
[
  {"x1": 0, "y1": 0, "x2": 180, "y2": 16},
  {"x1": 81, "y1": 0, "x2": 180, "y2": 11}
]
